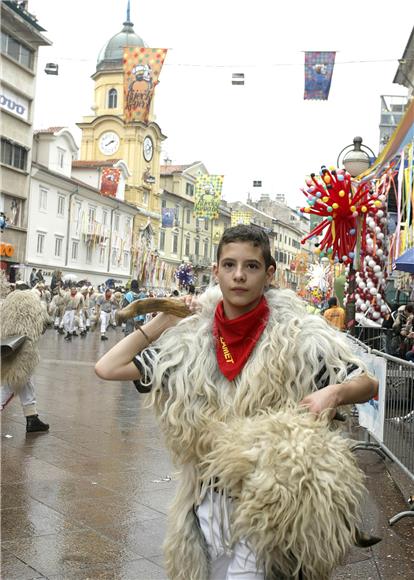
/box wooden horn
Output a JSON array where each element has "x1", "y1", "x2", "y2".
[{"x1": 116, "y1": 298, "x2": 191, "y2": 324}]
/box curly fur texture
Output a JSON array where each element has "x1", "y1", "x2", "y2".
[
  {"x1": 142, "y1": 286, "x2": 368, "y2": 579},
  {"x1": 201, "y1": 406, "x2": 365, "y2": 580},
  {"x1": 1, "y1": 290, "x2": 50, "y2": 390}
]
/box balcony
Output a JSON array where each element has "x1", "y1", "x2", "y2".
[{"x1": 189, "y1": 254, "x2": 211, "y2": 268}]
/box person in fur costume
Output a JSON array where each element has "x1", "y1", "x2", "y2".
[
  {"x1": 1, "y1": 287, "x2": 50, "y2": 432},
  {"x1": 96, "y1": 225, "x2": 379, "y2": 580}
]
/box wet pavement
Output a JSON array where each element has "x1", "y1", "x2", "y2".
[{"x1": 1, "y1": 327, "x2": 414, "y2": 579}]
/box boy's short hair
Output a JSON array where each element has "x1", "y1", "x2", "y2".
[
  {"x1": 217, "y1": 225, "x2": 273, "y2": 269},
  {"x1": 328, "y1": 297, "x2": 338, "y2": 308}
]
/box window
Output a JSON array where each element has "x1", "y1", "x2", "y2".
[
  {"x1": 124, "y1": 216, "x2": 131, "y2": 236},
  {"x1": 161, "y1": 199, "x2": 167, "y2": 209},
  {"x1": 1, "y1": 32, "x2": 34, "y2": 69},
  {"x1": 204, "y1": 239, "x2": 209, "y2": 258},
  {"x1": 195, "y1": 238, "x2": 200, "y2": 256},
  {"x1": 102, "y1": 210, "x2": 108, "y2": 226},
  {"x1": 1, "y1": 138, "x2": 28, "y2": 170},
  {"x1": 86, "y1": 245, "x2": 93, "y2": 263},
  {"x1": 114, "y1": 213, "x2": 120, "y2": 231},
  {"x1": 54, "y1": 236, "x2": 63, "y2": 257},
  {"x1": 71, "y1": 240, "x2": 79, "y2": 260},
  {"x1": 39, "y1": 188, "x2": 47, "y2": 211},
  {"x1": 88, "y1": 206, "x2": 96, "y2": 224},
  {"x1": 159, "y1": 230, "x2": 165, "y2": 251},
  {"x1": 57, "y1": 148, "x2": 65, "y2": 169},
  {"x1": 108, "y1": 88, "x2": 117, "y2": 108},
  {"x1": 99, "y1": 246, "x2": 106, "y2": 264},
  {"x1": 143, "y1": 191, "x2": 149, "y2": 205},
  {"x1": 172, "y1": 232, "x2": 178, "y2": 254},
  {"x1": 57, "y1": 195, "x2": 65, "y2": 216},
  {"x1": 186, "y1": 183, "x2": 194, "y2": 197},
  {"x1": 111, "y1": 248, "x2": 117, "y2": 266},
  {"x1": 75, "y1": 201, "x2": 82, "y2": 233},
  {"x1": 186, "y1": 208, "x2": 191, "y2": 224},
  {"x1": 185, "y1": 236, "x2": 190, "y2": 256},
  {"x1": 123, "y1": 251, "x2": 129, "y2": 268},
  {"x1": 36, "y1": 233, "x2": 45, "y2": 254},
  {"x1": 204, "y1": 219, "x2": 209, "y2": 231}
]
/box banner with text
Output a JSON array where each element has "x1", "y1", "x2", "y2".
[
  {"x1": 123, "y1": 47, "x2": 168, "y2": 123},
  {"x1": 100, "y1": 168, "x2": 120, "y2": 197},
  {"x1": 304, "y1": 52, "x2": 336, "y2": 100},
  {"x1": 194, "y1": 175, "x2": 224, "y2": 219}
]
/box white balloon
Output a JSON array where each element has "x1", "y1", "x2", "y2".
[
  {"x1": 358, "y1": 281, "x2": 366, "y2": 289},
  {"x1": 360, "y1": 303, "x2": 367, "y2": 311},
  {"x1": 372, "y1": 311, "x2": 381, "y2": 319},
  {"x1": 368, "y1": 260, "x2": 376, "y2": 268},
  {"x1": 356, "y1": 299, "x2": 363, "y2": 307},
  {"x1": 377, "y1": 232, "x2": 384, "y2": 240},
  {"x1": 377, "y1": 210, "x2": 384, "y2": 218},
  {"x1": 380, "y1": 304, "x2": 389, "y2": 313},
  {"x1": 373, "y1": 265, "x2": 381, "y2": 272},
  {"x1": 376, "y1": 249, "x2": 384, "y2": 257},
  {"x1": 370, "y1": 288, "x2": 378, "y2": 295}
]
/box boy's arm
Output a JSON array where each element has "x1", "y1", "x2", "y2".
[
  {"x1": 95, "y1": 311, "x2": 182, "y2": 382},
  {"x1": 300, "y1": 373, "x2": 379, "y2": 416}
]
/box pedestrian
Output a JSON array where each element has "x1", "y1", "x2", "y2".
[
  {"x1": 323, "y1": 296, "x2": 346, "y2": 330},
  {"x1": 96, "y1": 225, "x2": 379, "y2": 579},
  {"x1": 50, "y1": 269, "x2": 62, "y2": 291},
  {"x1": 1, "y1": 286, "x2": 50, "y2": 432},
  {"x1": 62, "y1": 286, "x2": 82, "y2": 341},
  {"x1": 122, "y1": 279, "x2": 142, "y2": 336},
  {"x1": 29, "y1": 267, "x2": 37, "y2": 287},
  {"x1": 96, "y1": 288, "x2": 114, "y2": 340},
  {"x1": 36, "y1": 269, "x2": 44, "y2": 283}
]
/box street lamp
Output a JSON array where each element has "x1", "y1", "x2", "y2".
[{"x1": 337, "y1": 136, "x2": 376, "y2": 177}]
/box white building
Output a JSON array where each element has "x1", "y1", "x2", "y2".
[{"x1": 26, "y1": 127, "x2": 137, "y2": 286}]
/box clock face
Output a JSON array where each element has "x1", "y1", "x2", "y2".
[
  {"x1": 99, "y1": 131, "x2": 120, "y2": 155},
  {"x1": 143, "y1": 136, "x2": 154, "y2": 162}
]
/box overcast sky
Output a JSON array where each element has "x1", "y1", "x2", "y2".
[{"x1": 29, "y1": 0, "x2": 412, "y2": 207}]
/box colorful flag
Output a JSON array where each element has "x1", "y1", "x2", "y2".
[
  {"x1": 231, "y1": 210, "x2": 252, "y2": 227},
  {"x1": 123, "y1": 47, "x2": 168, "y2": 123},
  {"x1": 194, "y1": 175, "x2": 224, "y2": 219},
  {"x1": 161, "y1": 207, "x2": 176, "y2": 228},
  {"x1": 100, "y1": 168, "x2": 120, "y2": 197},
  {"x1": 304, "y1": 52, "x2": 336, "y2": 100}
]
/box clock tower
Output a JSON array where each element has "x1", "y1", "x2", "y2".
[{"x1": 77, "y1": 4, "x2": 166, "y2": 249}]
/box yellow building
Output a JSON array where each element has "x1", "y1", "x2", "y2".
[{"x1": 76, "y1": 10, "x2": 166, "y2": 259}]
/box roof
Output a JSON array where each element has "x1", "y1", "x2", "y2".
[
  {"x1": 72, "y1": 159, "x2": 121, "y2": 168},
  {"x1": 96, "y1": 17, "x2": 145, "y2": 73},
  {"x1": 160, "y1": 164, "x2": 193, "y2": 175},
  {"x1": 33, "y1": 126, "x2": 67, "y2": 135}
]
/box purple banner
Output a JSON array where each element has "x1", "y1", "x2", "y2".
[
  {"x1": 304, "y1": 52, "x2": 336, "y2": 100},
  {"x1": 161, "y1": 207, "x2": 176, "y2": 228}
]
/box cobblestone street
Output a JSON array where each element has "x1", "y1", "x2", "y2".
[{"x1": 1, "y1": 327, "x2": 413, "y2": 579}]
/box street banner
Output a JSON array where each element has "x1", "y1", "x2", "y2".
[
  {"x1": 161, "y1": 207, "x2": 176, "y2": 228},
  {"x1": 100, "y1": 168, "x2": 120, "y2": 197},
  {"x1": 355, "y1": 351, "x2": 387, "y2": 443},
  {"x1": 304, "y1": 52, "x2": 336, "y2": 100},
  {"x1": 194, "y1": 175, "x2": 224, "y2": 219},
  {"x1": 231, "y1": 210, "x2": 252, "y2": 226},
  {"x1": 123, "y1": 47, "x2": 168, "y2": 123}
]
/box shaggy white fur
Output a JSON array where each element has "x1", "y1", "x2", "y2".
[
  {"x1": 1, "y1": 290, "x2": 50, "y2": 390},
  {"x1": 140, "y1": 286, "x2": 368, "y2": 579}
]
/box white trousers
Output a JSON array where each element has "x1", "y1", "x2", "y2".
[
  {"x1": 196, "y1": 492, "x2": 264, "y2": 580},
  {"x1": 63, "y1": 310, "x2": 75, "y2": 333},
  {"x1": 100, "y1": 311, "x2": 110, "y2": 334},
  {"x1": 1, "y1": 377, "x2": 37, "y2": 416}
]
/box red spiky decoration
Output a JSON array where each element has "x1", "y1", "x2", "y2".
[{"x1": 300, "y1": 166, "x2": 382, "y2": 263}]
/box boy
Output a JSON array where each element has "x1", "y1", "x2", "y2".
[{"x1": 96, "y1": 225, "x2": 378, "y2": 579}]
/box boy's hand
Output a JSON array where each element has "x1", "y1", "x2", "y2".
[
  {"x1": 299, "y1": 384, "x2": 341, "y2": 419},
  {"x1": 182, "y1": 294, "x2": 201, "y2": 313}
]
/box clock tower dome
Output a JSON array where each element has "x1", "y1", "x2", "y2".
[{"x1": 77, "y1": 1, "x2": 166, "y2": 249}]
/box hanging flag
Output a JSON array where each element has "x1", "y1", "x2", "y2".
[
  {"x1": 100, "y1": 168, "x2": 120, "y2": 197},
  {"x1": 231, "y1": 210, "x2": 252, "y2": 226},
  {"x1": 304, "y1": 52, "x2": 336, "y2": 100},
  {"x1": 194, "y1": 175, "x2": 224, "y2": 219},
  {"x1": 161, "y1": 207, "x2": 176, "y2": 227},
  {"x1": 123, "y1": 47, "x2": 168, "y2": 123}
]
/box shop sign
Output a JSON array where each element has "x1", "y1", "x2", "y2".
[
  {"x1": 0, "y1": 243, "x2": 15, "y2": 257},
  {"x1": 0, "y1": 87, "x2": 29, "y2": 121}
]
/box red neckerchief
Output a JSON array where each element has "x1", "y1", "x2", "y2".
[{"x1": 213, "y1": 296, "x2": 269, "y2": 381}]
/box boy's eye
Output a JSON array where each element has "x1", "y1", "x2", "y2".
[{"x1": 247, "y1": 263, "x2": 259, "y2": 269}]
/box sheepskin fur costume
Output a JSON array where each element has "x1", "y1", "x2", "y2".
[
  {"x1": 141, "y1": 286, "x2": 368, "y2": 579},
  {"x1": 1, "y1": 290, "x2": 50, "y2": 391}
]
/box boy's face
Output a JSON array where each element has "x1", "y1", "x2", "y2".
[{"x1": 213, "y1": 241, "x2": 274, "y2": 320}]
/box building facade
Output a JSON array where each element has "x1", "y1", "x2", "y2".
[
  {"x1": 0, "y1": 0, "x2": 51, "y2": 280},
  {"x1": 26, "y1": 128, "x2": 137, "y2": 286}
]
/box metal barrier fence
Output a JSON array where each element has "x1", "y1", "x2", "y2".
[{"x1": 347, "y1": 335, "x2": 414, "y2": 525}]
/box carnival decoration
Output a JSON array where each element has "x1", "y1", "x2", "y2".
[
  {"x1": 100, "y1": 168, "x2": 120, "y2": 197},
  {"x1": 300, "y1": 166, "x2": 383, "y2": 265},
  {"x1": 231, "y1": 210, "x2": 252, "y2": 227},
  {"x1": 194, "y1": 174, "x2": 224, "y2": 219},
  {"x1": 306, "y1": 263, "x2": 331, "y2": 294},
  {"x1": 304, "y1": 52, "x2": 336, "y2": 101},
  {"x1": 123, "y1": 47, "x2": 168, "y2": 123},
  {"x1": 175, "y1": 262, "x2": 194, "y2": 288}
]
